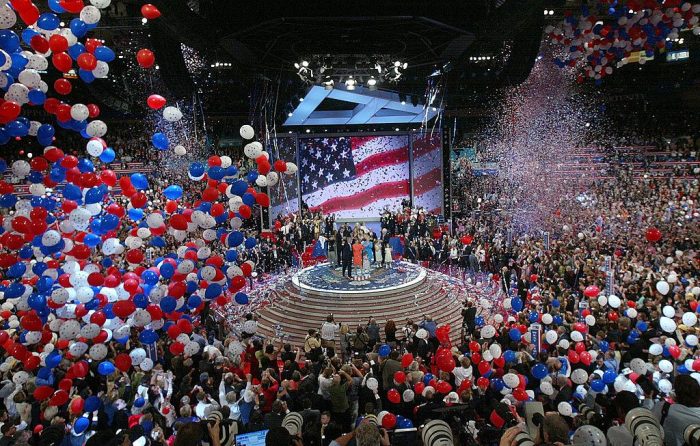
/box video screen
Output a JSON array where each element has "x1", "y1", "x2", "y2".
[
  {"x1": 411, "y1": 132, "x2": 443, "y2": 214},
  {"x1": 269, "y1": 136, "x2": 300, "y2": 221},
  {"x1": 298, "y1": 135, "x2": 410, "y2": 219}
]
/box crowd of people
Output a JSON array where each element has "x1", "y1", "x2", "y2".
[{"x1": 2, "y1": 145, "x2": 698, "y2": 446}]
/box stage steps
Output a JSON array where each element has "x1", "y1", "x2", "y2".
[{"x1": 251, "y1": 270, "x2": 466, "y2": 348}]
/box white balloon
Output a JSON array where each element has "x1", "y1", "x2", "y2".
[
  {"x1": 92, "y1": 61, "x2": 109, "y2": 79},
  {"x1": 545, "y1": 330, "x2": 558, "y2": 344},
  {"x1": 585, "y1": 315, "x2": 596, "y2": 326},
  {"x1": 660, "y1": 317, "x2": 676, "y2": 333},
  {"x1": 542, "y1": 313, "x2": 553, "y2": 325},
  {"x1": 630, "y1": 358, "x2": 647, "y2": 375},
  {"x1": 558, "y1": 402, "x2": 572, "y2": 416},
  {"x1": 480, "y1": 325, "x2": 496, "y2": 339},
  {"x1": 503, "y1": 373, "x2": 519, "y2": 388},
  {"x1": 80, "y1": 5, "x2": 101, "y2": 24},
  {"x1": 685, "y1": 334, "x2": 698, "y2": 347},
  {"x1": 71, "y1": 104, "x2": 90, "y2": 121},
  {"x1": 129, "y1": 348, "x2": 147, "y2": 365},
  {"x1": 571, "y1": 331, "x2": 584, "y2": 343},
  {"x1": 658, "y1": 379, "x2": 672, "y2": 394},
  {"x1": 540, "y1": 381, "x2": 554, "y2": 395},
  {"x1": 89, "y1": 343, "x2": 108, "y2": 361},
  {"x1": 285, "y1": 162, "x2": 298, "y2": 175},
  {"x1": 608, "y1": 295, "x2": 621, "y2": 308},
  {"x1": 86, "y1": 120, "x2": 107, "y2": 137},
  {"x1": 571, "y1": 369, "x2": 589, "y2": 385},
  {"x1": 140, "y1": 358, "x2": 154, "y2": 371},
  {"x1": 12, "y1": 160, "x2": 31, "y2": 178},
  {"x1": 658, "y1": 359, "x2": 674, "y2": 373},
  {"x1": 0, "y1": 5, "x2": 16, "y2": 29},
  {"x1": 239, "y1": 125, "x2": 255, "y2": 139},
  {"x1": 243, "y1": 142, "x2": 263, "y2": 159},
  {"x1": 18, "y1": 69, "x2": 41, "y2": 89},
  {"x1": 90, "y1": 0, "x2": 111, "y2": 8},
  {"x1": 656, "y1": 280, "x2": 670, "y2": 295},
  {"x1": 163, "y1": 106, "x2": 183, "y2": 122}
]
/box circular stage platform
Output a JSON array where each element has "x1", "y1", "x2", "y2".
[
  {"x1": 219, "y1": 263, "x2": 504, "y2": 347},
  {"x1": 292, "y1": 261, "x2": 426, "y2": 296}
]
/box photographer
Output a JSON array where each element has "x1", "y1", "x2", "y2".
[{"x1": 654, "y1": 375, "x2": 700, "y2": 446}]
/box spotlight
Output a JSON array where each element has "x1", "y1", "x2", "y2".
[
  {"x1": 288, "y1": 112, "x2": 293, "y2": 117},
  {"x1": 305, "y1": 129, "x2": 311, "y2": 133},
  {"x1": 345, "y1": 77, "x2": 357, "y2": 90},
  {"x1": 141, "y1": 17, "x2": 147, "y2": 25},
  {"x1": 295, "y1": 60, "x2": 314, "y2": 83}
]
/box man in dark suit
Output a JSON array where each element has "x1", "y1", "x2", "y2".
[
  {"x1": 334, "y1": 230, "x2": 342, "y2": 266},
  {"x1": 341, "y1": 239, "x2": 352, "y2": 278}
]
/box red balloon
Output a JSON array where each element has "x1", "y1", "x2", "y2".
[
  {"x1": 147, "y1": 94, "x2": 167, "y2": 110},
  {"x1": 49, "y1": 390, "x2": 69, "y2": 407},
  {"x1": 568, "y1": 351, "x2": 580, "y2": 364},
  {"x1": 77, "y1": 53, "x2": 97, "y2": 71},
  {"x1": 381, "y1": 413, "x2": 397, "y2": 429},
  {"x1": 436, "y1": 381, "x2": 452, "y2": 394},
  {"x1": 414, "y1": 382, "x2": 425, "y2": 395},
  {"x1": 59, "y1": 0, "x2": 83, "y2": 13},
  {"x1": 437, "y1": 355, "x2": 455, "y2": 373},
  {"x1": 24, "y1": 355, "x2": 40, "y2": 371},
  {"x1": 87, "y1": 103, "x2": 100, "y2": 118},
  {"x1": 645, "y1": 227, "x2": 662, "y2": 243},
  {"x1": 238, "y1": 204, "x2": 252, "y2": 219},
  {"x1": 126, "y1": 249, "x2": 144, "y2": 264},
  {"x1": 0, "y1": 101, "x2": 21, "y2": 124},
  {"x1": 33, "y1": 386, "x2": 54, "y2": 401},
  {"x1": 668, "y1": 345, "x2": 681, "y2": 359},
  {"x1": 393, "y1": 371, "x2": 406, "y2": 384},
  {"x1": 30, "y1": 35, "x2": 49, "y2": 54},
  {"x1": 113, "y1": 300, "x2": 136, "y2": 319},
  {"x1": 49, "y1": 34, "x2": 68, "y2": 53},
  {"x1": 584, "y1": 285, "x2": 600, "y2": 298},
  {"x1": 401, "y1": 353, "x2": 414, "y2": 368},
  {"x1": 477, "y1": 361, "x2": 491, "y2": 375},
  {"x1": 52, "y1": 52, "x2": 73, "y2": 73},
  {"x1": 255, "y1": 193, "x2": 270, "y2": 207},
  {"x1": 387, "y1": 388, "x2": 401, "y2": 404},
  {"x1": 136, "y1": 49, "x2": 155, "y2": 68},
  {"x1": 114, "y1": 353, "x2": 132, "y2": 372},
  {"x1": 579, "y1": 351, "x2": 592, "y2": 366},
  {"x1": 69, "y1": 397, "x2": 84, "y2": 414},
  {"x1": 273, "y1": 160, "x2": 287, "y2": 172},
  {"x1": 141, "y1": 3, "x2": 161, "y2": 19},
  {"x1": 513, "y1": 388, "x2": 529, "y2": 401},
  {"x1": 477, "y1": 377, "x2": 490, "y2": 389},
  {"x1": 18, "y1": 2, "x2": 39, "y2": 25}
]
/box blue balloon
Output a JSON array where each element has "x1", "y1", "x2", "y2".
[
  {"x1": 509, "y1": 328, "x2": 522, "y2": 341},
  {"x1": 37, "y1": 13, "x2": 60, "y2": 31},
  {"x1": 163, "y1": 185, "x2": 183, "y2": 200},
  {"x1": 6, "y1": 120, "x2": 28, "y2": 137},
  {"x1": 246, "y1": 171, "x2": 259, "y2": 182},
  {"x1": 45, "y1": 352, "x2": 62, "y2": 368},
  {"x1": 47, "y1": 0, "x2": 65, "y2": 12},
  {"x1": 7, "y1": 262, "x2": 26, "y2": 278},
  {"x1": 511, "y1": 297, "x2": 523, "y2": 312},
  {"x1": 28, "y1": 294, "x2": 46, "y2": 310},
  {"x1": 503, "y1": 350, "x2": 516, "y2": 363},
  {"x1": 134, "y1": 397, "x2": 145, "y2": 408},
  {"x1": 590, "y1": 379, "x2": 605, "y2": 392},
  {"x1": 28, "y1": 89, "x2": 46, "y2": 105},
  {"x1": 94, "y1": 46, "x2": 115, "y2": 62},
  {"x1": 205, "y1": 283, "x2": 222, "y2": 300},
  {"x1": 78, "y1": 68, "x2": 95, "y2": 84},
  {"x1": 242, "y1": 192, "x2": 256, "y2": 207},
  {"x1": 244, "y1": 237, "x2": 257, "y2": 249},
  {"x1": 208, "y1": 166, "x2": 225, "y2": 181},
  {"x1": 99, "y1": 148, "x2": 116, "y2": 163},
  {"x1": 602, "y1": 370, "x2": 617, "y2": 384},
  {"x1": 378, "y1": 344, "x2": 391, "y2": 357},
  {"x1": 73, "y1": 417, "x2": 90, "y2": 434},
  {"x1": 130, "y1": 173, "x2": 149, "y2": 190},
  {"x1": 70, "y1": 19, "x2": 88, "y2": 38},
  {"x1": 636, "y1": 321, "x2": 648, "y2": 331},
  {"x1": 551, "y1": 299, "x2": 560, "y2": 308},
  {"x1": 139, "y1": 329, "x2": 158, "y2": 344},
  {"x1": 189, "y1": 162, "x2": 205, "y2": 177},
  {"x1": 141, "y1": 270, "x2": 159, "y2": 285},
  {"x1": 0, "y1": 31, "x2": 20, "y2": 52},
  {"x1": 128, "y1": 208, "x2": 144, "y2": 221},
  {"x1": 491, "y1": 378, "x2": 504, "y2": 391},
  {"x1": 85, "y1": 187, "x2": 104, "y2": 204},
  {"x1": 84, "y1": 395, "x2": 100, "y2": 412},
  {"x1": 228, "y1": 231, "x2": 244, "y2": 247},
  {"x1": 225, "y1": 250, "x2": 238, "y2": 262},
  {"x1": 599, "y1": 340, "x2": 609, "y2": 352},
  {"x1": 187, "y1": 295, "x2": 202, "y2": 309},
  {"x1": 160, "y1": 263, "x2": 174, "y2": 279},
  {"x1": 83, "y1": 233, "x2": 101, "y2": 248},
  {"x1": 235, "y1": 292, "x2": 249, "y2": 305},
  {"x1": 152, "y1": 132, "x2": 169, "y2": 150},
  {"x1": 531, "y1": 363, "x2": 548, "y2": 380},
  {"x1": 474, "y1": 316, "x2": 484, "y2": 327},
  {"x1": 231, "y1": 180, "x2": 248, "y2": 196},
  {"x1": 529, "y1": 311, "x2": 539, "y2": 323},
  {"x1": 553, "y1": 315, "x2": 563, "y2": 325},
  {"x1": 97, "y1": 361, "x2": 115, "y2": 376},
  {"x1": 0, "y1": 159, "x2": 6, "y2": 174},
  {"x1": 160, "y1": 296, "x2": 176, "y2": 313}
]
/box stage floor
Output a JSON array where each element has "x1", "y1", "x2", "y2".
[{"x1": 291, "y1": 261, "x2": 426, "y2": 295}]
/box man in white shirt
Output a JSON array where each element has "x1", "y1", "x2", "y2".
[
  {"x1": 320, "y1": 314, "x2": 339, "y2": 349},
  {"x1": 452, "y1": 357, "x2": 473, "y2": 388}
]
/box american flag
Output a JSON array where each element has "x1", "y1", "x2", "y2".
[
  {"x1": 411, "y1": 132, "x2": 443, "y2": 214},
  {"x1": 299, "y1": 134, "x2": 442, "y2": 218}
]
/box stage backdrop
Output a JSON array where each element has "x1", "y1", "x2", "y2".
[
  {"x1": 269, "y1": 136, "x2": 301, "y2": 220},
  {"x1": 271, "y1": 132, "x2": 443, "y2": 221}
]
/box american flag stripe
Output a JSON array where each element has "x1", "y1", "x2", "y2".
[
  {"x1": 351, "y1": 135, "x2": 408, "y2": 164},
  {"x1": 355, "y1": 146, "x2": 409, "y2": 177},
  {"x1": 309, "y1": 179, "x2": 410, "y2": 214},
  {"x1": 305, "y1": 163, "x2": 409, "y2": 210},
  {"x1": 413, "y1": 168, "x2": 442, "y2": 196}
]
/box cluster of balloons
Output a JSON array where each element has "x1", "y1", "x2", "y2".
[
  {"x1": 545, "y1": 1, "x2": 700, "y2": 84},
  {"x1": 0, "y1": 0, "x2": 306, "y2": 413}
]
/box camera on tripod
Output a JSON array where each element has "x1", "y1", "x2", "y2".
[{"x1": 624, "y1": 408, "x2": 663, "y2": 446}]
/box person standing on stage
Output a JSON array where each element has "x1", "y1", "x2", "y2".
[
  {"x1": 334, "y1": 230, "x2": 343, "y2": 267},
  {"x1": 383, "y1": 241, "x2": 393, "y2": 269},
  {"x1": 352, "y1": 239, "x2": 363, "y2": 277},
  {"x1": 341, "y1": 239, "x2": 353, "y2": 278},
  {"x1": 373, "y1": 236, "x2": 383, "y2": 267}
]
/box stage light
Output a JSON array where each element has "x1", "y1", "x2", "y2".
[
  {"x1": 288, "y1": 112, "x2": 293, "y2": 117},
  {"x1": 345, "y1": 77, "x2": 357, "y2": 90},
  {"x1": 322, "y1": 76, "x2": 334, "y2": 90},
  {"x1": 367, "y1": 76, "x2": 378, "y2": 90},
  {"x1": 305, "y1": 129, "x2": 311, "y2": 133},
  {"x1": 142, "y1": 17, "x2": 148, "y2": 24}
]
